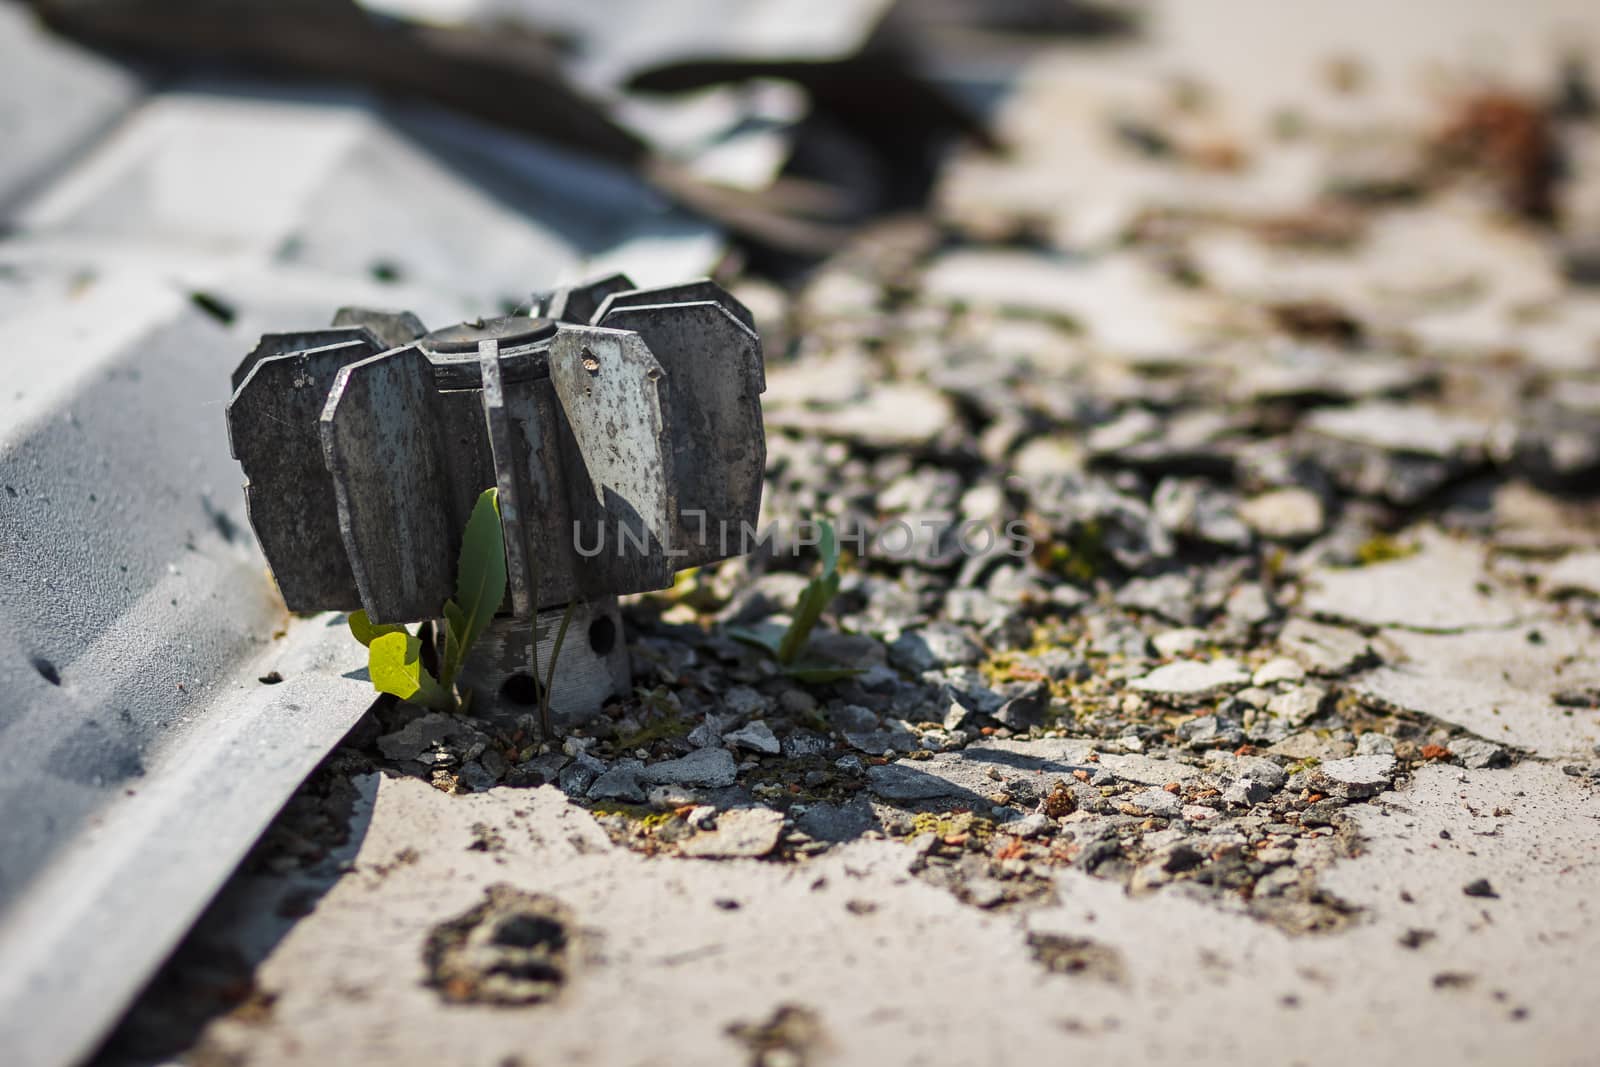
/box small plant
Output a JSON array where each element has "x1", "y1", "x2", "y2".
[
  {"x1": 730, "y1": 519, "x2": 862, "y2": 683},
  {"x1": 528, "y1": 597, "x2": 576, "y2": 740},
  {"x1": 348, "y1": 487, "x2": 507, "y2": 713}
]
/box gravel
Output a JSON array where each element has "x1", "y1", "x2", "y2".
[
  {"x1": 1129, "y1": 659, "x2": 1252, "y2": 702},
  {"x1": 1316, "y1": 755, "x2": 1398, "y2": 799}
]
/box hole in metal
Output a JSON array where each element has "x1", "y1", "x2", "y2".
[
  {"x1": 588, "y1": 616, "x2": 616, "y2": 656},
  {"x1": 498, "y1": 672, "x2": 542, "y2": 706}
]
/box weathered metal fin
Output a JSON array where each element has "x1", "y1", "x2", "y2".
[
  {"x1": 593, "y1": 279, "x2": 764, "y2": 389},
  {"x1": 227, "y1": 337, "x2": 379, "y2": 611},
  {"x1": 230, "y1": 326, "x2": 379, "y2": 393},
  {"x1": 592, "y1": 277, "x2": 756, "y2": 332},
  {"x1": 320, "y1": 345, "x2": 454, "y2": 623},
  {"x1": 548, "y1": 324, "x2": 678, "y2": 595},
  {"x1": 330, "y1": 307, "x2": 428, "y2": 350},
  {"x1": 595, "y1": 301, "x2": 765, "y2": 568},
  {"x1": 534, "y1": 273, "x2": 635, "y2": 324}
]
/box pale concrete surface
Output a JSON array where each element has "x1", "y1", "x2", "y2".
[{"x1": 171, "y1": 763, "x2": 1598, "y2": 1067}]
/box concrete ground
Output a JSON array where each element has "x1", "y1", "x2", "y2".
[
  {"x1": 89, "y1": 2, "x2": 1600, "y2": 1065},
  {"x1": 144, "y1": 760, "x2": 1597, "y2": 1067}
]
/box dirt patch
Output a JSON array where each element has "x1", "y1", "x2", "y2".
[
  {"x1": 726, "y1": 1004, "x2": 829, "y2": 1067},
  {"x1": 423, "y1": 884, "x2": 576, "y2": 1006},
  {"x1": 1027, "y1": 933, "x2": 1128, "y2": 985}
]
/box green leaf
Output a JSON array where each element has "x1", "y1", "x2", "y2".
[
  {"x1": 777, "y1": 570, "x2": 838, "y2": 664},
  {"x1": 348, "y1": 609, "x2": 405, "y2": 648},
  {"x1": 728, "y1": 623, "x2": 786, "y2": 658},
  {"x1": 773, "y1": 518, "x2": 841, "y2": 664},
  {"x1": 784, "y1": 662, "x2": 864, "y2": 684},
  {"x1": 818, "y1": 518, "x2": 839, "y2": 577},
  {"x1": 443, "y1": 599, "x2": 467, "y2": 643},
  {"x1": 453, "y1": 487, "x2": 508, "y2": 666},
  {"x1": 369, "y1": 630, "x2": 449, "y2": 709},
  {"x1": 727, "y1": 520, "x2": 844, "y2": 667},
  {"x1": 440, "y1": 599, "x2": 467, "y2": 688}
]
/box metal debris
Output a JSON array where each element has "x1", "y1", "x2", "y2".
[{"x1": 228, "y1": 275, "x2": 767, "y2": 720}]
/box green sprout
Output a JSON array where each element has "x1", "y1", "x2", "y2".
[
  {"x1": 729, "y1": 519, "x2": 862, "y2": 684},
  {"x1": 348, "y1": 487, "x2": 507, "y2": 714}
]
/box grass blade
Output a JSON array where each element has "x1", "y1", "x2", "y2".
[{"x1": 453, "y1": 487, "x2": 507, "y2": 667}]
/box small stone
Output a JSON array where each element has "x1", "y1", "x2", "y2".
[
  {"x1": 1306, "y1": 402, "x2": 1489, "y2": 505},
  {"x1": 1117, "y1": 572, "x2": 1204, "y2": 626},
  {"x1": 648, "y1": 785, "x2": 698, "y2": 809},
  {"x1": 724, "y1": 720, "x2": 781, "y2": 755},
  {"x1": 1236, "y1": 756, "x2": 1288, "y2": 791},
  {"x1": 1299, "y1": 798, "x2": 1348, "y2": 827},
  {"x1": 377, "y1": 713, "x2": 485, "y2": 764},
  {"x1": 723, "y1": 686, "x2": 769, "y2": 718},
  {"x1": 686, "y1": 718, "x2": 722, "y2": 748},
  {"x1": 1268, "y1": 732, "x2": 1353, "y2": 761},
  {"x1": 1130, "y1": 787, "x2": 1183, "y2": 818},
  {"x1": 797, "y1": 799, "x2": 877, "y2": 842},
  {"x1": 1541, "y1": 550, "x2": 1600, "y2": 599},
  {"x1": 843, "y1": 716, "x2": 919, "y2": 756},
  {"x1": 1099, "y1": 753, "x2": 1201, "y2": 786},
  {"x1": 587, "y1": 760, "x2": 646, "y2": 803},
  {"x1": 1302, "y1": 533, "x2": 1522, "y2": 631},
  {"x1": 1011, "y1": 812, "x2": 1055, "y2": 839},
  {"x1": 1129, "y1": 658, "x2": 1251, "y2": 702},
  {"x1": 782, "y1": 730, "x2": 833, "y2": 759},
  {"x1": 1225, "y1": 583, "x2": 1275, "y2": 628},
  {"x1": 641, "y1": 747, "x2": 739, "y2": 788},
  {"x1": 888, "y1": 623, "x2": 985, "y2": 672},
  {"x1": 828, "y1": 703, "x2": 879, "y2": 735},
  {"x1": 1252, "y1": 658, "x2": 1306, "y2": 687},
  {"x1": 1152, "y1": 477, "x2": 1252, "y2": 550},
  {"x1": 834, "y1": 754, "x2": 866, "y2": 776},
  {"x1": 506, "y1": 751, "x2": 568, "y2": 788},
  {"x1": 1448, "y1": 738, "x2": 1508, "y2": 770},
  {"x1": 866, "y1": 763, "x2": 957, "y2": 801},
  {"x1": 1278, "y1": 618, "x2": 1374, "y2": 675},
  {"x1": 1266, "y1": 685, "x2": 1328, "y2": 726},
  {"x1": 1356, "y1": 733, "x2": 1396, "y2": 756},
  {"x1": 1087, "y1": 615, "x2": 1154, "y2": 659},
  {"x1": 1239, "y1": 488, "x2": 1325, "y2": 542},
  {"x1": 479, "y1": 748, "x2": 509, "y2": 782},
  {"x1": 1181, "y1": 804, "x2": 1219, "y2": 822},
  {"x1": 455, "y1": 761, "x2": 498, "y2": 794},
  {"x1": 1316, "y1": 754, "x2": 1397, "y2": 799},
  {"x1": 1232, "y1": 686, "x2": 1273, "y2": 708},
  {"x1": 943, "y1": 699, "x2": 984, "y2": 732},
  {"x1": 562, "y1": 736, "x2": 597, "y2": 758},
  {"x1": 1176, "y1": 715, "x2": 1244, "y2": 749},
  {"x1": 680, "y1": 808, "x2": 786, "y2": 859},
  {"x1": 1462, "y1": 878, "x2": 1499, "y2": 899},
  {"x1": 1223, "y1": 778, "x2": 1272, "y2": 806},
  {"x1": 558, "y1": 752, "x2": 606, "y2": 797},
  {"x1": 992, "y1": 689, "x2": 1049, "y2": 730},
  {"x1": 779, "y1": 688, "x2": 818, "y2": 715},
  {"x1": 1152, "y1": 628, "x2": 1207, "y2": 657}
]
